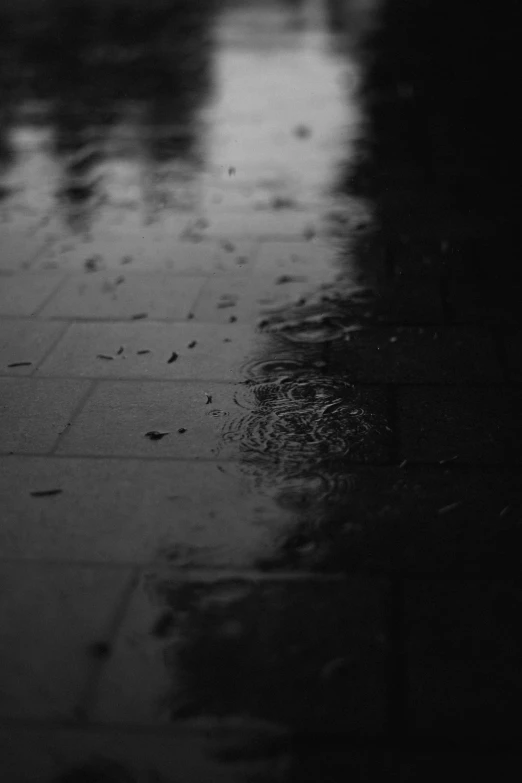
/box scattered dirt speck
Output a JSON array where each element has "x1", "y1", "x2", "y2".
[
  {"x1": 84, "y1": 255, "x2": 104, "y2": 272},
  {"x1": 294, "y1": 124, "x2": 311, "y2": 139},
  {"x1": 87, "y1": 641, "x2": 112, "y2": 659}
]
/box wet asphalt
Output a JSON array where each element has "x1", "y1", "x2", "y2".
[{"x1": 1, "y1": 0, "x2": 521, "y2": 780}]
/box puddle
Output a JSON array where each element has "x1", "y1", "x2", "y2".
[
  {"x1": 257, "y1": 279, "x2": 374, "y2": 343},
  {"x1": 221, "y1": 375, "x2": 377, "y2": 463}
]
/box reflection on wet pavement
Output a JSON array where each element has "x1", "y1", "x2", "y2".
[{"x1": 2, "y1": 0, "x2": 521, "y2": 780}]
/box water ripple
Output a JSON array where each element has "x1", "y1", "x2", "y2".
[{"x1": 223, "y1": 375, "x2": 377, "y2": 463}]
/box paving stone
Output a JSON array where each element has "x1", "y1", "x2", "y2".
[
  {"x1": 328, "y1": 326, "x2": 502, "y2": 383},
  {"x1": 406, "y1": 579, "x2": 522, "y2": 739},
  {"x1": 137, "y1": 460, "x2": 308, "y2": 569},
  {"x1": 55, "y1": 380, "x2": 238, "y2": 459},
  {"x1": 197, "y1": 209, "x2": 319, "y2": 239},
  {"x1": 0, "y1": 562, "x2": 133, "y2": 720},
  {"x1": 439, "y1": 239, "x2": 522, "y2": 327},
  {"x1": 0, "y1": 457, "x2": 294, "y2": 567},
  {"x1": 93, "y1": 573, "x2": 388, "y2": 732},
  {"x1": 374, "y1": 278, "x2": 444, "y2": 324},
  {"x1": 0, "y1": 457, "x2": 146, "y2": 562},
  {"x1": 213, "y1": 238, "x2": 260, "y2": 273},
  {"x1": 0, "y1": 318, "x2": 66, "y2": 375},
  {"x1": 281, "y1": 466, "x2": 522, "y2": 575},
  {"x1": 385, "y1": 236, "x2": 445, "y2": 278},
  {"x1": 0, "y1": 230, "x2": 51, "y2": 271},
  {"x1": 39, "y1": 273, "x2": 205, "y2": 321},
  {"x1": 0, "y1": 377, "x2": 91, "y2": 453},
  {"x1": 0, "y1": 723, "x2": 289, "y2": 783},
  {"x1": 400, "y1": 755, "x2": 522, "y2": 782},
  {"x1": 0, "y1": 272, "x2": 66, "y2": 315},
  {"x1": 57, "y1": 381, "x2": 390, "y2": 462},
  {"x1": 503, "y1": 333, "x2": 522, "y2": 383},
  {"x1": 283, "y1": 747, "x2": 396, "y2": 782},
  {"x1": 36, "y1": 321, "x2": 262, "y2": 381},
  {"x1": 437, "y1": 237, "x2": 508, "y2": 279},
  {"x1": 446, "y1": 278, "x2": 520, "y2": 327},
  {"x1": 192, "y1": 273, "x2": 330, "y2": 324},
  {"x1": 254, "y1": 239, "x2": 346, "y2": 282},
  {"x1": 33, "y1": 233, "x2": 257, "y2": 275},
  {"x1": 397, "y1": 386, "x2": 520, "y2": 463}
]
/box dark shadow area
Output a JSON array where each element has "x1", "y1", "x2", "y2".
[
  {"x1": 140, "y1": 0, "x2": 522, "y2": 771},
  {"x1": 142, "y1": 0, "x2": 522, "y2": 769}
]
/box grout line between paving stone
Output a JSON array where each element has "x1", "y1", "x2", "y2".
[
  {"x1": 0, "y1": 451, "x2": 517, "y2": 469},
  {"x1": 0, "y1": 450, "x2": 394, "y2": 464},
  {"x1": 47, "y1": 380, "x2": 98, "y2": 455},
  {"x1": 31, "y1": 273, "x2": 72, "y2": 316},
  {"x1": 0, "y1": 311, "x2": 510, "y2": 330},
  {"x1": 0, "y1": 373, "x2": 510, "y2": 386},
  {"x1": 75, "y1": 565, "x2": 143, "y2": 722},
  {"x1": 185, "y1": 274, "x2": 210, "y2": 319},
  {"x1": 29, "y1": 321, "x2": 71, "y2": 377}
]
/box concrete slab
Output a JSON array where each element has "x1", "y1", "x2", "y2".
[
  {"x1": 33, "y1": 233, "x2": 257, "y2": 275},
  {"x1": 0, "y1": 457, "x2": 292, "y2": 567},
  {"x1": 36, "y1": 321, "x2": 262, "y2": 381},
  {"x1": 397, "y1": 386, "x2": 520, "y2": 464},
  {"x1": 92, "y1": 572, "x2": 388, "y2": 732},
  {"x1": 0, "y1": 723, "x2": 290, "y2": 783},
  {"x1": 0, "y1": 377, "x2": 91, "y2": 453},
  {"x1": 0, "y1": 319, "x2": 66, "y2": 375},
  {"x1": 39, "y1": 273, "x2": 205, "y2": 321},
  {"x1": 0, "y1": 273, "x2": 66, "y2": 316},
  {"x1": 56, "y1": 380, "x2": 391, "y2": 463},
  {"x1": 406, "y1": 579, "x2": 522, "y2": 739},
  {"x1": 328, "y1": 326, "x2": 502, "y2": 383},
  {"x1": 192, "y1": 273, "x2": 322, "y2": 325},
  {"x1": 0, "y1": 562, "x2": 133, "y2": 720}
]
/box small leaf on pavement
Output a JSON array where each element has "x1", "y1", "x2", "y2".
[{"x1": 145, "y1": 430, "x2": 169, "y2": 440}]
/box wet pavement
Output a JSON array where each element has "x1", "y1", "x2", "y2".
[{"x1": 1, "y1": 0, "x2": 522, "y2": 780}]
